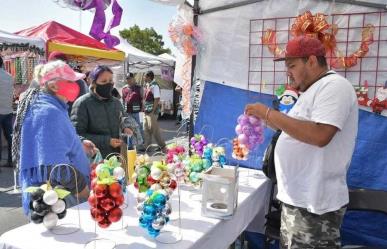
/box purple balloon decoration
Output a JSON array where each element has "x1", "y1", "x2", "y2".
[{"x1": 58, "y1": 0, "x2": 123, "y2": 48}]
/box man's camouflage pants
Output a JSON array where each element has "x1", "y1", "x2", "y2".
[{"x1": 280, "y1": 203, "x2": 346, "y2": 249}]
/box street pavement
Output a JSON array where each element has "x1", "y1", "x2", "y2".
[{"x1": 0, "y1": 119, "x2": 188, "y2": 235}]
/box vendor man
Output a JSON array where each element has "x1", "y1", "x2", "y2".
[{"x1": 245, "y1": 36, "x2": 358, "y2": 248}]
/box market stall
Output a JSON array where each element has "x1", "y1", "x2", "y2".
[
  {"x1": 164, "y1": 0, "x2": 387, "y2": 247},
  {"x1": 0, "y1": 30, "x2": 45, "y2": 96},
  {"x1": 15, "y1": 21, "x2": 125, "y2": 69}
]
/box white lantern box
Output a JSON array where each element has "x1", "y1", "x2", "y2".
[{"x1": 201, "y1": 166, "x2": 239, "y2": 219}]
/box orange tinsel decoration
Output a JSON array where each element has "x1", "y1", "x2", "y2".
[{"x1": 261, "y1": 11, "x2": 375, "y2": 69}]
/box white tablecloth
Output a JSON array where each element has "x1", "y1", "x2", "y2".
[{"x1": 0, "y1": 168, "x2": 270, "y2": 249}]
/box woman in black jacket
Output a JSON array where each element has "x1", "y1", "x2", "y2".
[{"x1": 71, "y1": 65, "x2": 142, "y2": 158}]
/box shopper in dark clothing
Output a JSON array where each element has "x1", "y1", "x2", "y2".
[{"x1": 71, "y1": 65, "x2": 143, "y2": 158}]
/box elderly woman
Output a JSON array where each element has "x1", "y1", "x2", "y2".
[
  {"x1": 71, "y1": 65, "x2": 143, "y2": 158},
  {"x1": 12, "y1": 60, "x2": 93, "y2": 214}
]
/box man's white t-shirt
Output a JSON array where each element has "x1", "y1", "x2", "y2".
[
  {"x1": 274, "y1": 71, "x2": 358, "y2": 215},
  {"x1": 149, "y1": 81, "x2": 160, "y2": 99}
]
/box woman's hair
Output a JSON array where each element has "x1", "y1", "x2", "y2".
[{"x1": 89, "y1": 65, "x2": 113, "y2": 83}]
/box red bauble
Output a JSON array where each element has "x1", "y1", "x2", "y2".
[
  {"x1": 147, "y1": 175, "x2": 157, "y2": 185},
  {"x1": 90, "y1": 207, "x2": 105, "y2": 222},
  {"x1": 99, "y1": 197, "x2": 116, "y2": 211},
  {"x1": 91, "y1": 178, "x2": 98, "y2": 190},
  {"x1": 90, "y1": 169, "x2": 97, "y2": 179},
  {"x1": 114, "y1": 194, "x2": 124, "y2": 206},
  {"x1": 98, "y1": 217, "x2": 112, "y2": 228},
  {"x1": 108, "y1": 207, "x2": 122, "y2": 223},
  {"x1": 169, "y1": 179, "x2": 177, "y2": 190},
  {"x1": 90, "y1": 163, "x2": 97, "y2": 170},
  {"x1": 109, "y1": 182, "x2": 122, "y2": 198},
  {"x1": 134, "y1": 182, "x2": 139, "y2": 189},
  {"x1": 94, "y1": 184, "x2": 108, "y2": 198},
  {"x1": 88, "y1": 193, "x2": 98, "y2": 208}
]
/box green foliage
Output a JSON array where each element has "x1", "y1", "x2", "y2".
[{"x1": 119, "y1": 25, "x2": 171, "y2": 55}]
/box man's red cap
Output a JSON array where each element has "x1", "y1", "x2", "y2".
[{"x1": 274, "y1": 36, "x2": 326, "y2": 61}]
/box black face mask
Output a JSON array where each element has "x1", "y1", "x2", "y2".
[{"x1": 95, "y1": 83, "x2": 113, "y2": 99}]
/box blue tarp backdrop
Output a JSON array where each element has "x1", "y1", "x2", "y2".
[{"x1": 194, "y1": 81, "x2": 387, "y2": 248}]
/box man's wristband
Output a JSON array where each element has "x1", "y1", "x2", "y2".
[{"x1": 264, "y1": 107, "x2": 272, "y2": 126}]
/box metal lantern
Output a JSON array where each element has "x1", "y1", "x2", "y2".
[{"x1": 201, "y1": 166, "x2": 239, "y2": 219}]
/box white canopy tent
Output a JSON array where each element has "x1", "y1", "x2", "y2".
[
  {"x1": 0, "y1": 30, "x2": 45, "y2": 50},
  {"x1": 112, "y1": 39, "x2": 176, "y2": 115},
  {"x1": 115, "y1": 38, "x2": 175, "y2": 74}
]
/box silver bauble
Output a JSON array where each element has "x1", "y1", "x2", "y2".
[
  {"x1": 43, "y1": 212, "x2": 58, "y2": 229},
  {"x1": 43, "y1": 190, "x2": 59, "y2": 206},
  {"x1": 51, "y1": 199, "x2": 66, "y2": 214}
]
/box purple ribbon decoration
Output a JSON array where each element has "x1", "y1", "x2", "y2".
[{"x1": 76, "y1": 0, "x2": 122, "y2": 48}]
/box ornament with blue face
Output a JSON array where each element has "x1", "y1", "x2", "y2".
[{"x1": 278, "y1": 88, "x2": 299, "y2": 113}]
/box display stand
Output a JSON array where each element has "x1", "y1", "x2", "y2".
[
  {"x1": 155, "y1": 173, "x2": 183, "y2": 244},
  {"x1": 104, "y1": 153, "x2": 128, "y2": 230},
  {"x1": 48, "y1": 164, "x2": 81, "y2": 235}
]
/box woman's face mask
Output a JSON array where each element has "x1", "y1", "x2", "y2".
[
  {"x1": 56, "y1": 80, "x2": 80, "y2": 102},
  {"x1": 94, "y1": 71, "x2": 114, "y2": 99},
  {"x1": 95, "y1": 82, "x2": 114, "y2": 99}
]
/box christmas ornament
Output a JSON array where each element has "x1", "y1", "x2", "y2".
[
  {"x1": 88, "y1": 155, "x2": 125, "y2": 228},
  {"x1": 24, "y1": 183, "x2": 71, "y2": 229}
]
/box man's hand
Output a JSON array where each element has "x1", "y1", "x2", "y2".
[
  {"x1": 123, "y1": 128, "x2": 133, "y2": 135},
  {"x1": 110, "y1": 138, "x2": 122, "y2": 148},
  {"x1": 245, "y1": 103, "x2": 268, "y2": 119},
  {"x1": 83, "y1": 140, "x2": 97, "y2": 157}
]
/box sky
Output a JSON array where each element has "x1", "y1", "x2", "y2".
[{"x1": 0, "y1": 0, "x2": 178, "y2": 54}]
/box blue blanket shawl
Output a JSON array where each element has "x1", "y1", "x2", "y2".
[{"x1": 19, "y1": 93, "x2": 90, "y2": 214}]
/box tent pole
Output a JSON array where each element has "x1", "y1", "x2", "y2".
[
  {"x1": 188, "y1": 0, "x2": 200, "y2": 145},
  {"x1": 184, "y1": 0, "x2": 193, "y2": 9},
  {"x1": 200, "y1": 0, "x2": 386, "y2": 15}
]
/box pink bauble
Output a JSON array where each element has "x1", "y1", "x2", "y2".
[
  {"x1": 235, "y1": 124, "x2": 242, "y2": 135},
  {"x1": 249, "y1": 135, "x2": 258, "y2": 144},
  {"x1": 242, "y1": 125, "x2": 253, "y2": 136},
  {"x1": 239, "y1": 116, "x2": 249, "y2": 126},
  {"x1": 254, "y1": 125, "x2": 263, "y2": 134},
  {"x1": 248, "y1": 116, "x2": 259, "y2": 125},
  {"x1": 237, "y1": 114, "x2": 245, "y2": 123},
  {"x1": 238, "y1": 134, "x2": 248, "y2": 145}
]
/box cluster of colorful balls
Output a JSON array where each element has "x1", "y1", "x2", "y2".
[
  {"x1": 168, "y1": 15, "x2": 203, "y2": 56},
  {"x1": 133, "y1": 155, "x2": 152, "y2": 192},
  {"x1": 190, "y1": 134, "x2": 208, "y2": 157},
  {"x1": 137, "y1": 161, "x2": 177, "y2": 237},
  {"x1": 185, "y1": 154, "x2": 207, "y2": 184},
  {"x1": 26, "y1": 183, "x2": 69, "y2": 229},
  {"x1": 166, "y1": 144, "x2": 186, "y2": 179},
  {"x1": 88, "y1": 156, "x2": 125, "y2": 228},
  {"x1": 202, "y1": 144, "x2": 227, "y2": 168},
  {"x1": 137, "y1": 189, "x2": 172, "y2": 238},
  {"x1": 233, "y1": 114, "x2": 264, "y2": 160}
]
